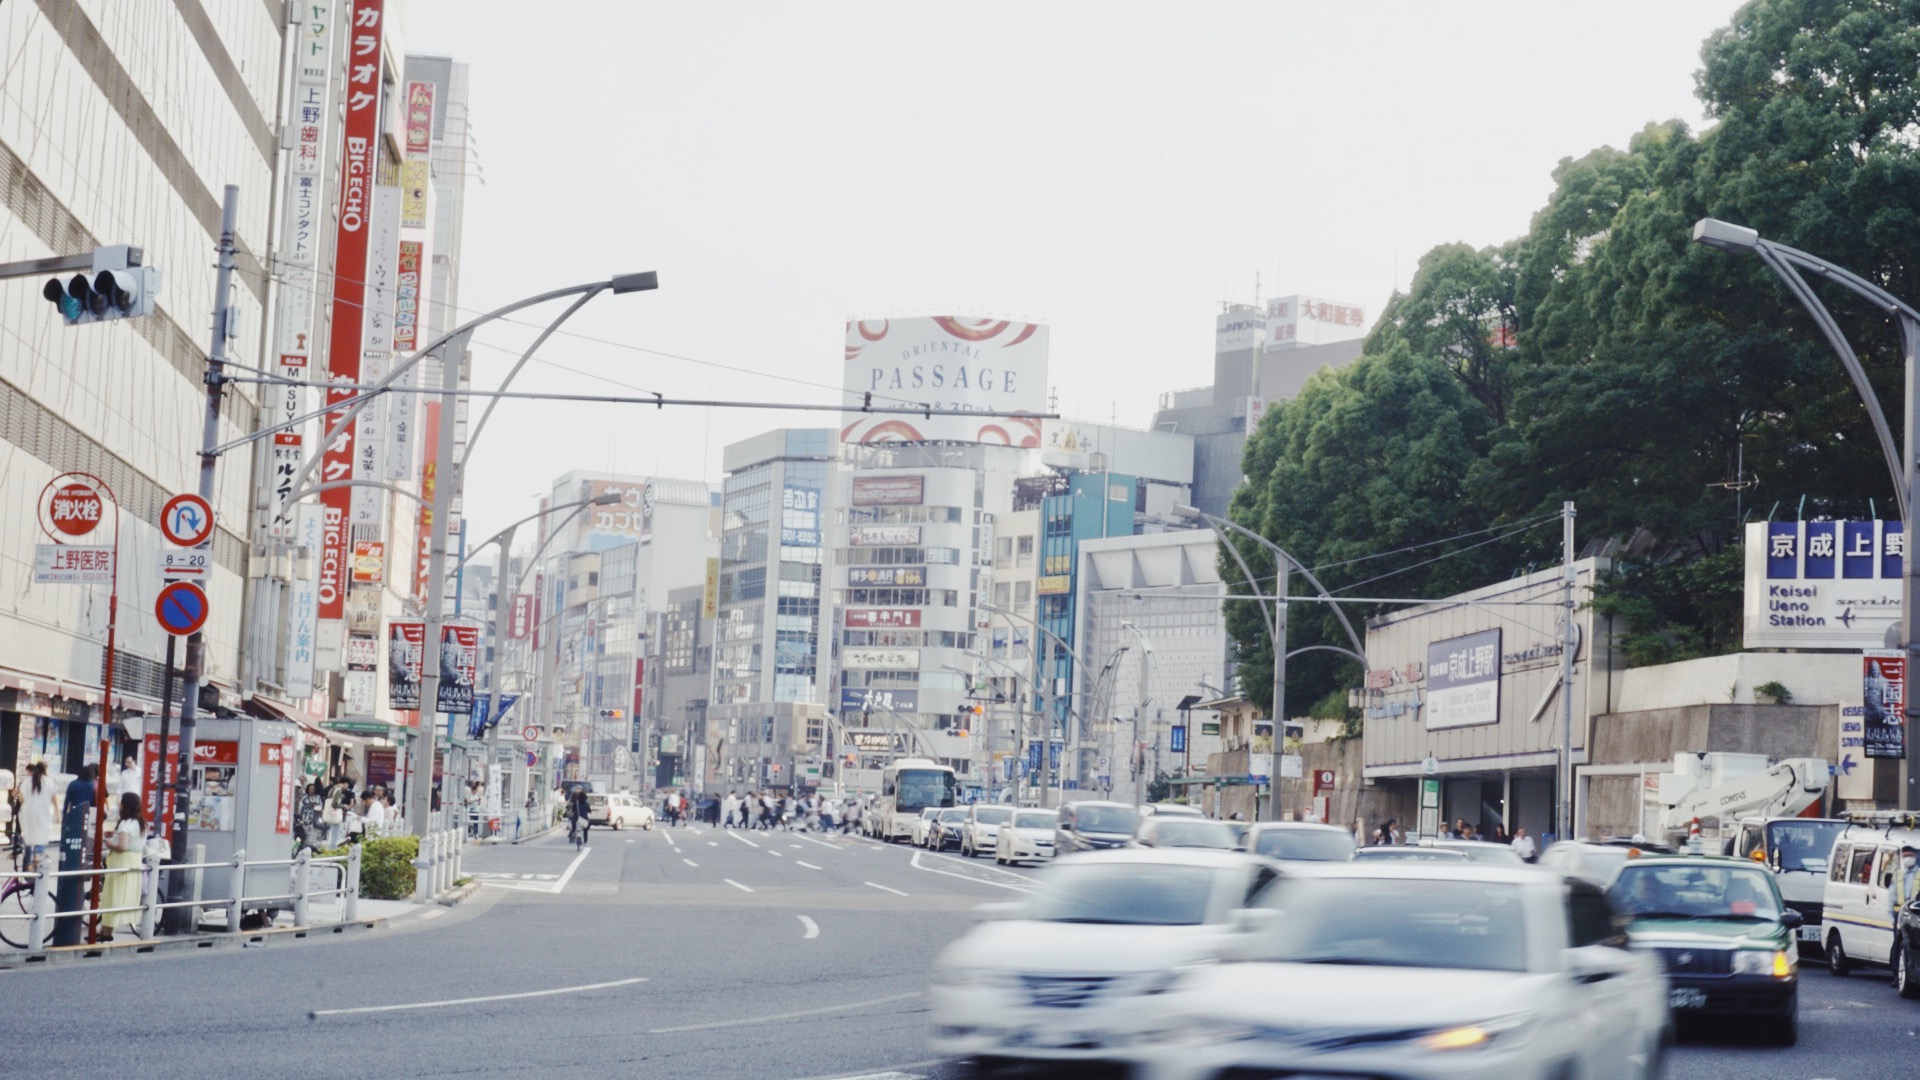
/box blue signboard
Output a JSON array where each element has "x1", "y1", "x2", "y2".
[{"x1": 1170, "y1": 725, "x2": 1187, "y2": 754}]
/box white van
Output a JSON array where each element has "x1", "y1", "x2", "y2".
[{"x1": 1821, "y1": 819, "x2": 1920, "y2": 976}]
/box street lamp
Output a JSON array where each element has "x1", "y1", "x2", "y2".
[
  {"x1": 1172, "y1": 504, "x2": 1365, "y2": 820},
  {"x1": 978, "y1": 602, "x2": 1108, "y2": 803},
  {"x1": 1692, "y1": 218, "x2": 1920, "y2": 809},
  {"x1": 1119, "y1": 621, "x2": 1154, "y2": 809}
]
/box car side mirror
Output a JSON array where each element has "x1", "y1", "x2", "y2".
[
  {"x1": 1566, "y1": 944, "x2": 1632, "y2": 983},
  {"x1": 1780, "y1": 910, "x2": 1804, "y2": 930}
]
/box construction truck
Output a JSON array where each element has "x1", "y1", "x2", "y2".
[{"x1": 1656, "y1": 753, "x2": 1830, "y2": 843}]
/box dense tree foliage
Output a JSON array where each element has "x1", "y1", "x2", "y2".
[{"x1": 1231, "y1": 0, "x2": 1920, "y2": 718}]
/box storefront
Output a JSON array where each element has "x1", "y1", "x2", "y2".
[
  {"x1": 1361, "y1": 558, "x2": 1615, "y2": 842},
  {"x1": 1, "y1": 686, "x2": 96, "y2": 776}
]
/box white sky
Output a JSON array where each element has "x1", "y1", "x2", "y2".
[{"x1": 401, "y1": 0, "x2": 1749, "y2": 547}]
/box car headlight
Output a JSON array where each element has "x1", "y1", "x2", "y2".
[
  {"x1": 1732, "y1": 949, "x2": 1794, "y2": 977},
  {"x1": 1417, "y1": 1013, "x2": 1537, "y2": 1052}
]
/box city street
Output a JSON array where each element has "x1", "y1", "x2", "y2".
[{"x1": 2, "y1": 829, "x2": 1917, "y2": 1079}]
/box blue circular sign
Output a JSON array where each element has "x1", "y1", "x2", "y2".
[{"x1": 155, "y1": 581, "x2": 208, "y2": 636}]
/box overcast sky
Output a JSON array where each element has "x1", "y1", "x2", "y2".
[{"x1": 402, "y1": 0, "x2": 1748, "y2": 549}]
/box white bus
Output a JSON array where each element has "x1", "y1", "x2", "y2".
[{"x1": 874, "y1": 758, "x2": 958, "y2": 842}]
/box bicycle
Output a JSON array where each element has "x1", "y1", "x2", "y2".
[
  {"x1": 568, "y1": 814, "x2": 589, "y2": 850},
  {"x1": 0, "y1": 844, "x2": 55, "y2": 950}
]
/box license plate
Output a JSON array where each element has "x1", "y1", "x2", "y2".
[
  {"x1": 1796, "y1": 925, "x2": 1821, "y2": 942},
  {"x1": 1668, "y1": 987, "x2": 1708, "y2": 1010}
]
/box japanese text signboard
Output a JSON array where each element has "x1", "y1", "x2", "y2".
[
  {"x1": 1863, "y1": 649, "x2": 1907, "y2": 759},
  {"x1": 1426, "y1": 629, "x2": 1502, "y2": 730},
  {"x1": 1744, "y1": 520, "x2": 1904, "y2": 649}
]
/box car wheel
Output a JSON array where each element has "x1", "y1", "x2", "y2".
[
  {"x1": 1771, "y1": 1002, "x2": 1798, "y2": 1047},
  {"x1": 1828, "y1": 932, "x2": 1853, "y2": 977},
  {"x1": 1900, "y1": 939, "x2": 1920, "y2": 999},
  {"x1": 612, "y1": 818, "x2": 622, "y2": 831}
]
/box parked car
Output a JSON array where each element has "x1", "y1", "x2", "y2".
[
  {"x1": 909, "y1": 807, "x2": 943, "y2": 847},
  {"x1": 1135, "y1": 817, "x2": 1239, "y2": 851},
  {"x1": 1608, "y1": 854, "x2": 1803, "y2": 1044},
  {"x1": 1132, "y1": 863, "x2": 1669, "y2": 1079},
  {"x1": 996, "y1": 809, "x2": 1059, "y2": 865},
  {"x1": 928, "y1": 807, "x2": 969, "y2": 852},
  {"x1": 586, "y1": 792, "x2": 654, "y2": 830},
  {"x1": 961, "y1": 804, "x2": 1014, "y2": 859},
  {"x1": 1244, "y1": 822, "x2": 1356, "y2": 863},
  {"x1": 1055, "y1": 801, "x2": 1139, "y2": 854},
  {"x1": 930, "y1": 848, "x2": 1282, "y2": 1069},
  {"x1": 1139, "y1": 802, "x2": 1205, "y2": 819}
]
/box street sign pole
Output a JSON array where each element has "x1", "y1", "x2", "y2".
[{"x1": 163, "y1": 184, "x2": 238, "y2": 935}]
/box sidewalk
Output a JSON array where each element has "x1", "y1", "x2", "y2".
[{"x1": 0, "y1": 882, "x2": 482, "y2": 971}]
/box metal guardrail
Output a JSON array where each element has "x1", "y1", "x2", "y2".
[{"x1": 0, "y1": 845, "x2": 362, "y2": 949}]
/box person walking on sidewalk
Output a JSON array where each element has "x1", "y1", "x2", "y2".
[{"x1": 100, "y1": 792, "x2": 144, "y2": 941}]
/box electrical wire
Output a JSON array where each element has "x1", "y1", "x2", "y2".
[{"x1": 1329, "y1": 517, "x2": 1560, "y2": 595}]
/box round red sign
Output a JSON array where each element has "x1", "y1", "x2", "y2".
[{"x1": 48, "y1": 481, "x2": 104, "y2": 538}]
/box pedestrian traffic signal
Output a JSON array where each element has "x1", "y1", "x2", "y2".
[{"x1": 42, "y1": 247, "x2": 160, "y2": 325}]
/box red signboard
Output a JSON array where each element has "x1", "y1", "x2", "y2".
[
  {"x1": 844, "y1": 608, "x2": 921, "y2": 629},
  {"x1": 192, "y1": 740, "x2": 240, "y2": 765},
  {"x1": 142, "y1": 734, "x2": 182, "y2": 841},
  {"x1": 271, "y1": 739, "x2": 296, "y2": 834},
  {"x1": 632, "y1": 658, "x2": 645, "y2": 724},
  {"x1": 319, "y1": 0, "x2": 387, "y2": 621},
  {"x1": 510, "y1": 594, "x2": 532, "y2": 639},
  {"x1": 413, "y1": 400, "x2": 439, "y2": 599}
]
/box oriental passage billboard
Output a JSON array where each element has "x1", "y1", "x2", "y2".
[{"x1": 842, "y1": 316, "x2": 1048, "y2": 446}]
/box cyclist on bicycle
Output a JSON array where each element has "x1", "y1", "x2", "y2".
[{"x1": 568, "y1": 787, "x2": 592, "y2": 846}]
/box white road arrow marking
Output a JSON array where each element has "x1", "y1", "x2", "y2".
[{"x1": 798, "y1": 915, "x2": 819, "y2": 939}]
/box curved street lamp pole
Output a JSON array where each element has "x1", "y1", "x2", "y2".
[
  {"x1": 1693, "y1": 218, "x2": 1920, "y2": 809},
  {"x1": 1173, "y1": 504, "x2": 1366, "y2": 820}
]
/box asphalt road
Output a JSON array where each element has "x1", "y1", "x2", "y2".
[{"x1": 7, "y1": 825, "x2": 1920, "y2": 1079}]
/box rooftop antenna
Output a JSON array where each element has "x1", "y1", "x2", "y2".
[{"x1": 1254, "y1": 270, "x2": 1261, "y2": 307}]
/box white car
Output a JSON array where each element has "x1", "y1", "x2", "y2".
[
  {"x1": 962, "y1": 804, "x2": 1014, "y2": 859},
  {"x1": 995, "y1": 809, "x2": 1059, "y2": 865},
  {"x1": 930, "y1": 849, "x2": 1282, "y2": 1068},
  {"x1": 1133, "y1": 863, "x2": 1670, "y2": 1080},
  {"x1": 586, "y1": 792, "x2": 654, "y2": 830},
  {"x1": 1538, "y1": 840, "x2": 1643, "y2": 887},
  {"x1": 1244, "y1": 822, "x2": 1356, "y2": 863},
  {"x1": 909, "y1": 807, "x2": 943, "y2": 847}
]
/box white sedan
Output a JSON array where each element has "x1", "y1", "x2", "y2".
[
  {"x1": 909, "y1": 807, "x2": 942, "y2": 847},
  {"x1": 995, "y1": 809, "x2": 1058, "y2": 865},
  {"x1": 930, "y1": 849, "x2": 1283, "y2": 1068},
  {"x1": 1133, "y1": 863, "x2": 1670, "y2": 1080}
]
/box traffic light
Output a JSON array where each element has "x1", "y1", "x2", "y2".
[{"x1": 42, "y1": 247, "x2": 160, "y2": 325}]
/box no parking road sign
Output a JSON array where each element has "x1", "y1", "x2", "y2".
[{"x1": 155, "y1": 581, "x2": 209, "y2": 636}]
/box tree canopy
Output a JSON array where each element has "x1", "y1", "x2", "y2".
[{"x1": 1230, "y1": 0, "x2": 1920, "y2": 718}]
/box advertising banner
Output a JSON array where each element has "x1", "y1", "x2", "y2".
[
  {"x1": 319, "y1": 0, "x2": 386, "y2": 620},
  {"x1": 848, "y1": 567, "x2": 924, "y2": 587},
  {"x1": 852, "y1": 475, "x2": 925, "y2": 506},
  {"x1": 841, "y1": 648, "x2": 920, "y2": 670},
  {"x1": 1426, "y1": 629, "x2": 1502, "y2": 730},
  {"x1": 352, "y1": 183, "x2": 402, "y2": 527},
  {"x1": 345, "y1": 632, "x2": 379, "y2": 672},
  {"x1": 141, "y1": 733, "x2": 182, "y2": 841},
  {"x1": 438, "y1": 625, "x2": 480, "y2": 713},
  {"x1": 393, "y1": 239, "x2": 422, "y2": 354},
  {"x1": 509, "y1": 594, "x2": 532, "y2": 639},
  {"x1": 844, "y1": 608, "x2": 921, "y2": 629},
  {"x1": 285, "y1": 506, "x2": 321, "y2": 698},
  {"x1": 702, "y1": 558, "x2": 719, "y2": 618},
  {"x1": 1863, "y1": 649, "x2": 1907, "y2": 759},
  {"x1": 850, "y1": 524, "x2": 921, "y2": 546},
  {"x1": 351, "y1": 540, "x2": 384, "y2": 584},
  {"x1": 842, "y1": 317, "x2": 1048, "y2": 446},
  {"x1": 839, "y1": 687, "x2": 919, "y2": 714},
  {"x1": 388, "y1": 621, "x2": 424, "y2": 711},
  {"x1": 1745, "y1": 520, "x2": 1904, "y2": 649},
  {"x1": 781, "y1": 486, "x2": 821, "y2": 547}
]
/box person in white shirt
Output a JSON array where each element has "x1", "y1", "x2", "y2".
[
  {"x1": 362, "y1": 791, "x2": 389, "y2": 837},
  {"x1": 1511, "y1": 827, "x2": 1537, "y2": 862},
  {"x1": 16, "y1": 761, "x2": 60, "y2": 869}
]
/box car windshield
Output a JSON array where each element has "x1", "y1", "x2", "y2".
[
  {"x1": 1025, "y1": 863, "x2": 1222, "y2": 925},
  {"x1": 973, "y1": 808, "x2": 1011, "y2": 825},
  {"x1": 1150, "y1": 820, "x2": 1238, "y2": 849},
  {"x1": 1608, "y1": 864, "x2": 1784, "y2": 921},
  {"x1": 1765, "y1": 820, "x2": 1844, "y2": 873},
  {"x1": 1015, "y1": 811, "x2": 1056, "y2": 829},
  {"x1": 1352, "y1": 847, "x2": 1468, "y2": 861},
  {"x1": 897, "y1": 770, "x2": 956, "y2": 813},
  {"x1": 1074, "y1": 806, "x2": 1138, "y2": 834},
  {"x1": 939, "y1": 809, "x2": 968, "y2": 822},
  {"x1": 1254, "y1": 829, "x2": 1356, "y2": 862},
  {"x1": 1248, "y1": 878, "x2": 1531, "y2": 972}
]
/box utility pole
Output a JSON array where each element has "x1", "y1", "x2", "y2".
[
  {"x1": 1557, "y1": 501, "x2": 1577, "y2": 841},
  {"x1": 409, "y1": 328, "x2": 475, "y2": 841},
  {"x1": 164, "y1": 185, "x2": 240, "y2": 933},
  {"x1": 1269, "y1": 560, "x2": 1289, "y2": 822}
]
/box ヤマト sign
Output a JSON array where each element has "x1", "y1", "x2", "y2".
[
  {"x1": 1744, "y1": 520, "x2": 1903, "y2": 649},
  {"x1": 1426, "y1": 629, "x2": 1501, "y2": 730}
]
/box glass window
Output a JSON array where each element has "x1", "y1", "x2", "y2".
[
  {"x1": 1248, "y1": 879, "x2": 1531, "y2": 972},
  {"x1": 1251, "y1": 827, "x2": 1355, "y2": 862},
  {"x1": 1024, "y1": 862, "x2": 1220, "y2": 926},
  {"x1": 1850, "y1": 845, "x2": 1876, "y2": 885},
  {"x1": 1609, "y1": 864, "x2": 1782, "y2": 921}
]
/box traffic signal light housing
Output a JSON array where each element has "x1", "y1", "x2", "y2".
[{"x1": 42, "y1": 246, "x2": 160, "y2": 325}]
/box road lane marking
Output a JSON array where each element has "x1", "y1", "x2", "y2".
[
  {"x1": 662, "y1": 832, "x2": 678, "y2": 848},
  {"x1": 312, "y1": 977, "x2": 649, "y2": 1017},
  {"x1": 708, "y1": 842, "x2": 718, "y2": 847},
  {"x1": 647, "y1": 991, "x2": 921, "y2": 1034},
  {"x1": 795, "y1": 833, "x2": 841, "y2": 850},
  {"x1": 769, "y1": 850, "x2": 784, "y2": 858},
  {"x1": 796, "y1": 861, "x2": 822, "y2": 870},
  {"x1": 790, "y1": 844, "x2": 804, "y2": 849},
  {"x1": 908, "y1": 850, "x2": 1036, "y2": 893},
  {"x1": 551, "y1": 847, "x2": 592, "y2": 894},
  {"x1": 728, "y1": 832, "x2": 761, "y2": 849},
  {"x1": 683, "y1": 858, "x2": 699, "y2": 868},
  {"x1": 626, "y1": 839, "x2": 635, "y2": 844},
  {"x1": 864, "y1": 881, "x2": 909, "y2": 897},
  {"x1": 723, "y1": 878, "x2": 755, "y2": 893},
  {"x1": 798, "y1": 915, "x2": 819, "y2": 939}
]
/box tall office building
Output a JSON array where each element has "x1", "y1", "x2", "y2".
[
  {"x1": 710, "y1": 429, "x2": 834, "y2": 791},
  {"x1": 1153, "y1": 296, "x2": 1368, "y2": 517}
]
